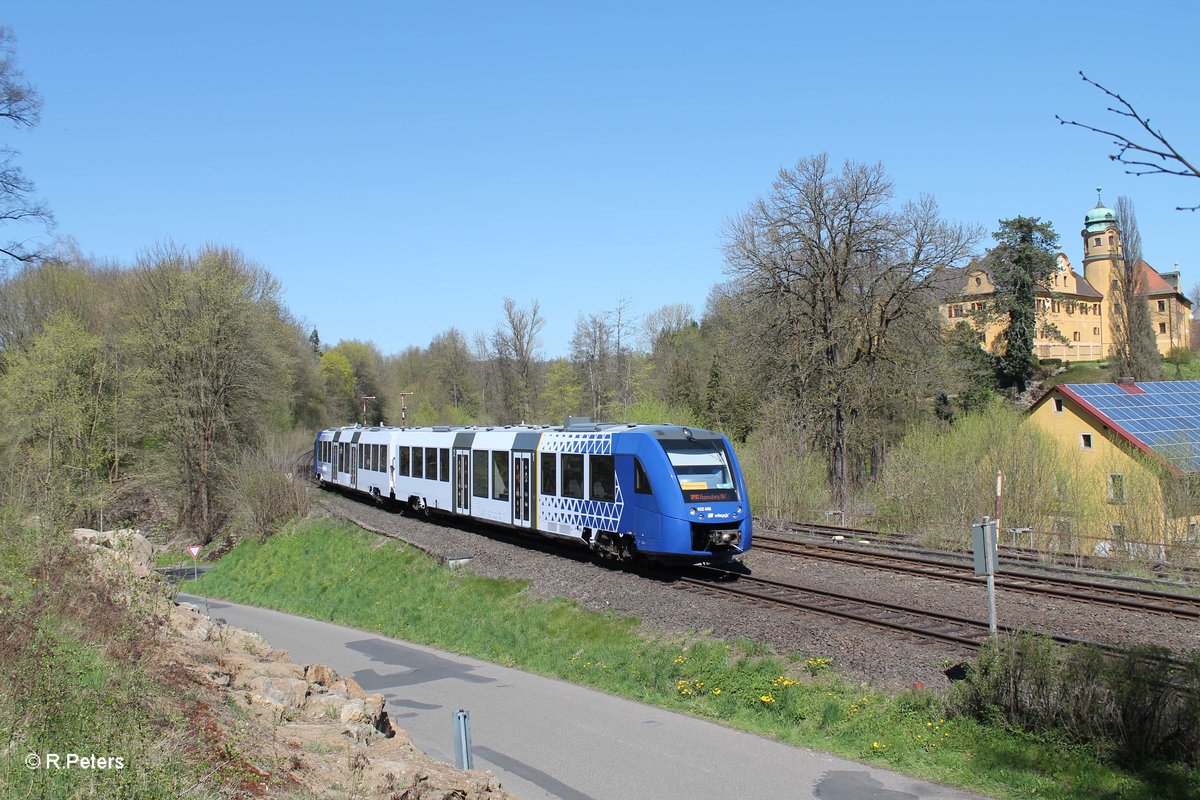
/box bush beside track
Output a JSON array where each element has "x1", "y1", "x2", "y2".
[{"x1": 187, "y1": 515, "x2": 1200, "y2": 800}]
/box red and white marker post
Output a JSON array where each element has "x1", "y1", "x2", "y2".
[{"x1": 187, "y1": 545, "x2": 201, "y2": 583}]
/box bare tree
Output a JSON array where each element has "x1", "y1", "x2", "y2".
[
  {"x1": 724, "y1": 155, "x2": 979, "y2": 505},
  {"x1": 1109, "y1": 196, "x2": 1162, "y2": 380},
  {"x1": 1058, "y1": 72, "x2": 1200, "y2": 211},
  {"x1": 0, "y1": 27, "x2": 53, "y2": 265},
  {"x1": 570, "y1": 312, "x2": 613, "y2": 419},
  {"x1": 491, "y1": 297, "x2": 544, "y2": 422}
]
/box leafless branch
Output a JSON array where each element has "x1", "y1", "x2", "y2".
[{"x1": 1057, "y1": 71, "x2": 1200, "y2": 211}]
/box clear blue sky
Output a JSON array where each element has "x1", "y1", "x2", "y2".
[{"x1": 5, "y1": 1, "x2": 1198, "y2": 357}]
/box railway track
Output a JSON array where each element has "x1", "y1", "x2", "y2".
[
  {"x1": 754, "y1": 533, "x2": 1200, "y2": 619},
  {"x1": 776, "y1": 519, "x2": 1200, "y2": 582},
  {"x1": 679, "y1": 567, "x2": 1179, "y2": 661}
]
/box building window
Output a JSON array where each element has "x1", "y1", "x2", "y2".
[
  {"x1": 1093, "y1": 327, "x2": 1100, "y2": 335},
  {"x1": 1109, "y1": 523, "x2": 1127, "y2": 541},
  {"x1": 1160, "y1": 322, "x2": 1168, "y2": 334},
  {"x1": 1094, "y1": 236, "x2": 1102, "y2": 246},
  {"x1": 1094, "y1": 304, "x2": 1101, "y2": 315},
  {"x1": 1051, "y1": 300, "x2": 1060, "y2": 313},
  {"x1": 1053, "y1": 398, "x2": 1064, "y2": 413},
  {"x1": 1107, "y1": 473, "x2": 1125, "y2": 504},
  {"x1": 1080, "y1": 433, "x2": 1093, "y2": 450},
  {"x1": 1108, "y1": 235, "x2": 1115, "y2": 246},
  {"x1": 977, "y1": 332, "x2": 986, "y2": 343},
  {"x1": 1158, "y1": 300, "x2": 1167, "y2": 312},
  {"x1": 1073, "y1": 331, "x2": 1080, "y2": 342},
  {"x1": 1081, "y1": 304, "x2": 1089, "y2": 315},
  {"x1": 975, "y1": 276, "x2": 982, "y2": 286}
]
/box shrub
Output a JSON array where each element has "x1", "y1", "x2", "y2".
[
  {"x1": 221, "y1": 431, "x2": 312, "y2": 542},
  {"x1": 949, "y1": 633, "x2": 1200, "y2": 766}
]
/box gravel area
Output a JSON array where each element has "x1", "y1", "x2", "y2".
[{"x1": 316, "y1": 491, "x2": 1200, "y2": 694}]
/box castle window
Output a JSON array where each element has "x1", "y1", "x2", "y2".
[
  {"x1": 1094, "y1": 304, "x2": 1101, "y2": 315},
  {"x1": 975, "y1": 276, "x2": 982, "y2": 286},
  {"x1": 1108, "y1": 235, "x2": 1115, "y2": 246},
  {"x1": 1073, "y1": 331, "x2": 1080, "y2": 342},
  {"x1": 1094, "y1": 327, "x2": 1100, "y2": 335},
  {"x1": 1081, "y1": 304, "x2": 1089, "y2": 315},
  {"x1": 1160, "y1": 322, "x2": 1167, "y2": 334},
  {"x1": 1094, "y1": 236, "x2": 1102, "y2": 246},
  {"x1": 1158, "y1": 300, "x2": 1167, "y2": 312}
]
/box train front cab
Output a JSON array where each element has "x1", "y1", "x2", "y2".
[{"x1": 617, "y1": 427, "x2": 750, "y2": 563}]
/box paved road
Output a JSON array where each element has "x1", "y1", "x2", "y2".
[{"x1": 178, "y1": 594, "x2": 988, "y2": 800}]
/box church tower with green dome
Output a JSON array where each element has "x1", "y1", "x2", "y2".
[{"x1": 1081, "y1": 188, "x2": 1121, "y2": 324}]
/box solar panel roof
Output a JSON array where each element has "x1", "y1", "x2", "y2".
[{"x1": 1060, "y1": 381, "x2": 1200, "y2": 472}]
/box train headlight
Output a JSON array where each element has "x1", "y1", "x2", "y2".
[
  {"x1": 689, "y1": 508, "x2": 697, "y2": 516},
  {"x1": 736, "y1": 506, "x2": 742, "y2": 515}
]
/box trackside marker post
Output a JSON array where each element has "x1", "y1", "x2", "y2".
[
  {"x1": 453, "y1": 709, "x2": 473, "y2": 770},
  {"x1": 972, "y1": 519, "x2": 999, "y2": 635}
]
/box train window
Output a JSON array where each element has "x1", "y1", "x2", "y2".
[
  {"x1": 634, "y1": 458, "x2": 653, "y2": 495},
  {"x1": 590, "y1": 455, "x2": 614, "y2": 502},
  {"x1": 399, "y1": 446, "x2": 410, "y2": 476},
  {"x1": 376, "y1": 444, "x2": 383, "y2": 470},
  {"x1": 412, "y1": 447, "x2": 424, "y2": 479},
  {"x1": 339, "y1": 443, "x2": 346, "y2": 473},
  {"x1": 472, "y1": 450, "x2": 489, "y2": 498},
  {"x1": 439, "y1": 448, "x2": 450, "y2": 481},
  {"x1": 540, "y1": 453, "x2": 557, "y2": 496},
  {"x1": 659, "y1": 438, "x2": 738, "y2": 502},
  {"x1": 492, "y1": 451, "x2": 509, "y2": 501},
  {"x1": 426, "y1": 447, "x2": 438, "y2": 480},
  {"x1": 562, "y1": 454, "x2": 584, "y2": 499},
  {"x1": 357, "y1": 447, "x2": 363, "y2": 468}
]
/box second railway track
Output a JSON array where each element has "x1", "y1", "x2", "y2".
[
  {"x1": 755, "y1": 532, "x2": 1200, "y2": 619},
  {"x1": 680, "y1": 567, "x2": 1183, "y2": 662}
]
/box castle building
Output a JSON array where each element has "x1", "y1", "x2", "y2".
[{"x1": 940, "y1": 196, "x2": 1191, "y2": 360}]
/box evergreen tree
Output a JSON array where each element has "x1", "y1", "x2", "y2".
[
  {"x1": 308, "y1": 327, "x2": 320, "y2": 355},
  {"x1": 989, "y1": 217, "x2": 1059, "y2": 393},
  {"x1": 1109, "y1": 197, "x2": 1162, "y2": 380}
]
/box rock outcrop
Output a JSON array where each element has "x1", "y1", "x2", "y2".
[{"x1": 166, "y1": 600, "x2": 515, "y2": 798}]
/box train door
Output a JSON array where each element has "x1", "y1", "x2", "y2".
[
  {"x1": 350, "y1": 444, "x2": 358, "y2": 488},
  {"x1": 512, "y1": 451, "x2": 533, "y2": 529},
  {"x1": 454, "y1": 449, "x2": 470, "y2": 515}
]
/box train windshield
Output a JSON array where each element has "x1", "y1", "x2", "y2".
[{"x1": 659, "y1": 439, "x2": 738, "y2": 503}]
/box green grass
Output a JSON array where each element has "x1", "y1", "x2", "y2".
[
  {"x1": 1041, "y1": 360, "x2": 1109, "y2": 390},
  {"x1": 187, "y1": 516, "x2": 1200, "y2": 799}
]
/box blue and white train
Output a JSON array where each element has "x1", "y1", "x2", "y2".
[{"x1": 313, "y1": 418, "x2": 751, "y2": 564}]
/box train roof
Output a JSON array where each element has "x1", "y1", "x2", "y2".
[{"x1": 317, "y1": 418, "x2": 725, "y2": 439}]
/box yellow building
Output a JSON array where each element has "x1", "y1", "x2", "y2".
[
  {"x1": 1027, "y1": 381, "x2": 1200, "y2": 551},
  {"x1": 941, "y1": 197, "x2": 1191, "y2": 361}
]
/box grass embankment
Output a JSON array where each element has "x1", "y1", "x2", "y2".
[
  {"x1": 189, "y1": 516, "x2": 1199, "y2": 799},
  {"x1": 0, "y1": 522, "x2": 216, "y2": 799}
]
